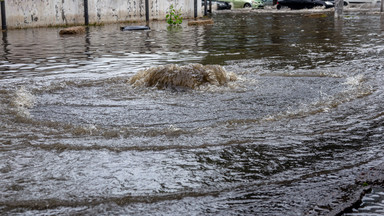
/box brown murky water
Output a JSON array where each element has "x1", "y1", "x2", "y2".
[{"x1": 1, "y1": 9, "x2": 384, "y2": 215}]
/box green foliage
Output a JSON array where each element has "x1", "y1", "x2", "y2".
[{"x1": 166, "y1": 4, "x2": 183, "y2": 26}]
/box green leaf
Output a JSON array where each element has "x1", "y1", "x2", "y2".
[{"x1": 166, "y1": 4, "x2": 183, "y2": 27}]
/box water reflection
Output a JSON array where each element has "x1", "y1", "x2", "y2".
[
  {"x1": 270, "y1": 15, "x2": 281, "y2": 44},
  {"x1": 85, "y1": 27, "x2": 91, "y2": 59},
  {"x1": 1, "y1": 31, "x2": 10, "y2": 61}
]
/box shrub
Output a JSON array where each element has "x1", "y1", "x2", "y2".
[{"x1": 166, "y1": 4, "x2": 183, "y2": 26}]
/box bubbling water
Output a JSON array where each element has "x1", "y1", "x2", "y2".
[
  {"x1": 10, "y1": 87, "x2": 36, "y2": 118},
  {"x1": 129, "y1": 64, "x2": 237, "y2": 90}
]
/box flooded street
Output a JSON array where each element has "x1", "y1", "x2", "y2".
[{"x1": 1, "y1": 10, "x2": 384, "y2": 215}]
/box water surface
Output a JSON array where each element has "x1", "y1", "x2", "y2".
[{"x1": 1, "y1": 10, "x2": 384, "y2": 215}]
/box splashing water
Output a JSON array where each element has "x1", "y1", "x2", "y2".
[
  {"x1": 1, "y1": 11, "x2": 384, "y2": 216},
  {"x1": 129, "y1": 64, "x2": 237, "y2": 90}
]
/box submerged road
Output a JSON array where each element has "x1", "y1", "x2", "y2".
[{"x1": 1, "y1": 8, "x2": 384, "y2": 215}]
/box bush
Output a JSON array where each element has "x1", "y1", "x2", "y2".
[{"x1": 166, "y1": 4, "x2": 183, "y2": 26}]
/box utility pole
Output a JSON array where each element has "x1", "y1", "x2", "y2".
[{"x1": 1, "y1": 0, "x2": 6, "y2": 30}]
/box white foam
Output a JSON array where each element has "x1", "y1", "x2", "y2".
[
  {"x1": 10, "y1": 87, "x2": 36, "y2": 118},
  {"x1": 344, "y1": 74, "x2": 365, "y2": 86}
]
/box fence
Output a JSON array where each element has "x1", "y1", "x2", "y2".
[{"x1": 0, "y1": 0, "x2": 202, "y2": 29}]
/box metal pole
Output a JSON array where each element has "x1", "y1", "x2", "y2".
[
  {"x1": 145, "y1": 0, "x2": 149, "y2": 23},
  {"x1": 1, "y1": 0, "x2": 6, "y2": 30},
  {"x1": 204, "y1": 0, "x2": 207, "y2": 16},
  {"x1": 334, "y1": 0, "x2": 343, "y2": 18},
  {"x1": 84, "y1": 0, "x2": 89, "y2": 25},
  {"x1": 194, "y1": 0, "x2": 197, "y2": 18}
]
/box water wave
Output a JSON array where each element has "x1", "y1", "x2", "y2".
[
  {"x1": 218, "y1": 74, "x2": 373, "y2": 126},
  {"x1": 263, "y1": 74, "x2": 372, "y2": 121}
]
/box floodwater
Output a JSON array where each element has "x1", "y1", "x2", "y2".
[
  {"x1": 1, "y1": 10, "x2": 384, "y2": 215},
  {"x1": 345, "y1": 187, "x2": 384, "y2": 215}
]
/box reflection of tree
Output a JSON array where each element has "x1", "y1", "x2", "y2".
[{"x1": 166, "y1": 26, "x2": 184, "y2": 51}]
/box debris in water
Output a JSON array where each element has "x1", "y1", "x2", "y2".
[
  {"x1": 188, "y1": 19, "x2": 214, "y2": 26},
  {"x1": 129, "y1": 64, "x2": 237, "y2": 89},
  {"x1": 59, "y1": 26, "x2": 86, "y2": 35},
  {"x1": 303, "y1": 13, "x2": 327, "y2": 18},
  {"x1": 120, "y1": 26, "x2": 150, "y2": 31}
]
